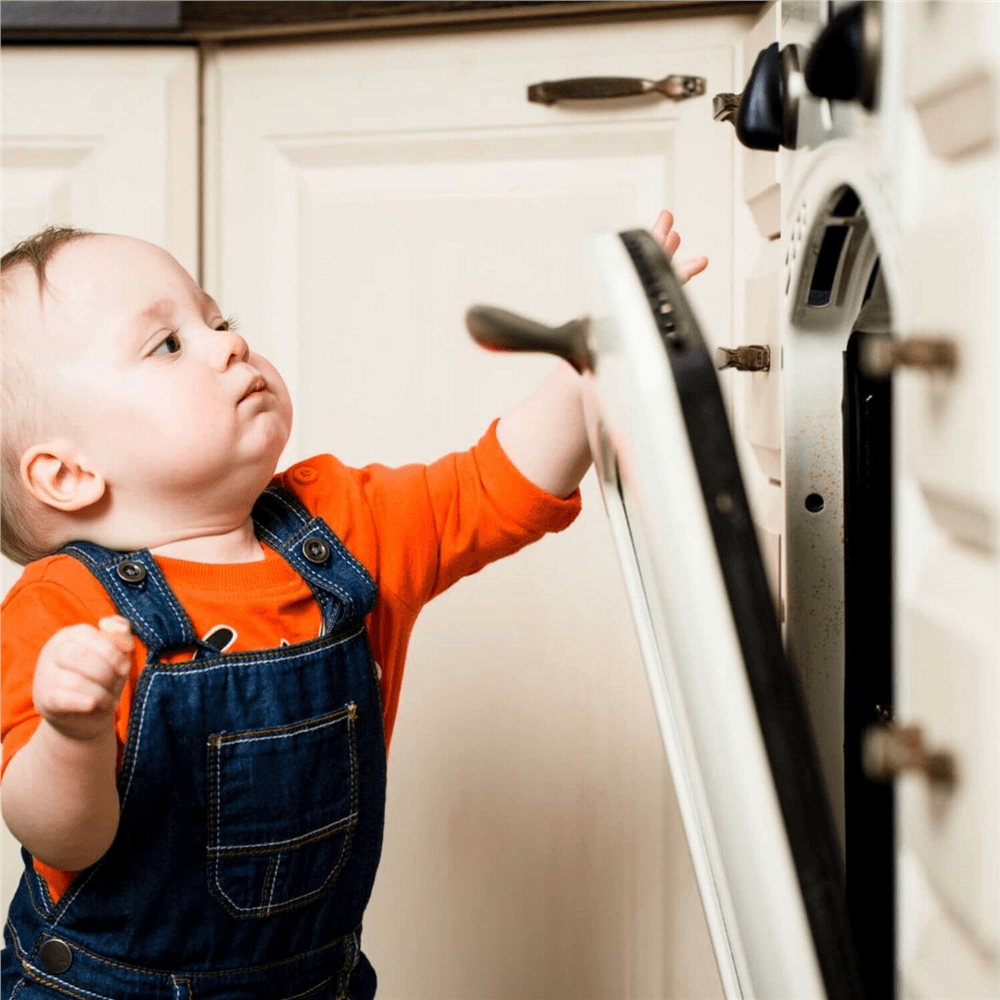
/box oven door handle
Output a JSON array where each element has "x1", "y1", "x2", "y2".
[{"x1": 465, "y1": 305, "x2": 593, "y2": 374}]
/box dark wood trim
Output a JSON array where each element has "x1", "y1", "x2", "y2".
[{"x1": 1, "y1": 0, "x2": 763, "y2": 44}]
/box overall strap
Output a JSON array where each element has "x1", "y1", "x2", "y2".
[
  {"x1": 251, "y1": 486, "x2": 377, "y2": 632},
  {"x1": 60, "y1": 541, "x2": 219, "y2": 660}
]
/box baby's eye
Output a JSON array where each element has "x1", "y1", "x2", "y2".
[
  {"x1": 151, "y1": 332, "x2": 181, "y2": 356},
  {"x1": 218, "y1": 314, "x2": 239, "y2": 332}
]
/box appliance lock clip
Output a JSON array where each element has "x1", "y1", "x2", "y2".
[{"x1": 716, "y1": 344, "x2": 771, "y2": 372}]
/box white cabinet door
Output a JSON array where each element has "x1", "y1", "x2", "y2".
[
  {"x1": 0, "y1": 44, "x2": 198, "y2": 924},
  {"x1": 206, "y1": 14, "x2": 751, "y2": 997},
  {"x1": 894, "y1": 3, "x2": 1000, "y2": 995}
]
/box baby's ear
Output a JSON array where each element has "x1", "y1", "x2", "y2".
[{"x1": 21, "y1": 441, "x2": 106, "y2": 512}]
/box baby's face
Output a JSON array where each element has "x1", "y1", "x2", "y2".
[{"x1": 31, "y1": 235, "x2": 293, "y2": 519}]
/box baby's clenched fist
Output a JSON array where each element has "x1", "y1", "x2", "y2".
[{"x1": 33, "y1": 616, "x2": 134, "y2": 742}]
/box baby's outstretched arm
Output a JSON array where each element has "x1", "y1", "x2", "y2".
[
  {"x1": 1, "y1": 617, "x2": 133, "y2": 871},
  {"x1": 496, "y1": 211, "x2": 707, "y2": 497}
]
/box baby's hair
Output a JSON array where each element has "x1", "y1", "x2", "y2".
[{"x1": 1, "y1": 225, "x2": 93, "y2": 565}]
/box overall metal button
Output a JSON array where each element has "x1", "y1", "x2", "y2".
[
  {"x1": 116, "y1": 559, "x2": 147, "y2": 584},
  {"x1": 38, "y1": 937, "x2": 73, "y2": 974},
  {"x1": 302, "y1": 537, "x2": 331, "y2": 564}
]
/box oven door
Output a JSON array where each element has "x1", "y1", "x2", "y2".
[{"x1": 467, "y1": 229, "x2": 864, "y2": 1000}]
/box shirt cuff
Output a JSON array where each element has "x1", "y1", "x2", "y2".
[{"x1": 477, "y1": 418, "x2": 583, "y2": 536}]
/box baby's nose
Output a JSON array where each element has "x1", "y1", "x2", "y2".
[{"x1": 215, "y1": 326, "x2": 250, "y2": 368}]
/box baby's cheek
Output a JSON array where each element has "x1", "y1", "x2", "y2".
[{"x1": 255, "y1": 357, "x2": 294, "y2": 414}]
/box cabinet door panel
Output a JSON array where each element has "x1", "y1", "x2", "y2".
[{"x1": 1, "y1": 45, "x2": 198, "y2": 922}]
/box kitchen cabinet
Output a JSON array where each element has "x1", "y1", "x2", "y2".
[
  {"x1": 204, "y1": 15, "x2": 751, "y2": 995},
  {"x1": 1, "y1": 12, "x2": 751, "y2": 996},
  {"x1": 1, "y1": 41, "x2": 198, "y2": 932}
]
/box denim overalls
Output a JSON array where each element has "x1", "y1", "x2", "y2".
[{"x1": 2, "y1": 486, "x2": 387, "y2": 999}]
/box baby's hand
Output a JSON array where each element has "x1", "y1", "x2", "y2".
[
  {"x1": 33, "y1": 617, "x2": 134, "y2": 742},
  {"x1": 651, "y1": 209, "x2": 709, "y2": 285}
]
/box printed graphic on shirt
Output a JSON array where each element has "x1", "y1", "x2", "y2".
[
  {"x1": 198, "y1": 620, "x2": 324, "y2": 655},
  {"x1": 202, "y1": 625, "x2": 237, "y2": 653}
]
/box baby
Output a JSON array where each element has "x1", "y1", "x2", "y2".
[{"x1": 0, "y1": 213, "x2": 705, "y2": 997}]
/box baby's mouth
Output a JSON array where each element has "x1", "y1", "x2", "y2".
[{"x1": 240, "y1": 374, "x2": 268, "y2": 401}]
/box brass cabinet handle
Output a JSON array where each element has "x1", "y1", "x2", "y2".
[
  {"x1": 863, "y1": 722, "x2": 958, "y2": 790},
  {"x1": 860, "y1": 336, "x2": 958, "y2": 378},
  {"x1": 528, "y1": 74, "x2": 705, "y2": 105}
]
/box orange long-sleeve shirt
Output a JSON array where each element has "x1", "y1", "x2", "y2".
[{"x1": 1, "y1": 419, "x2": 581, "y2": 902}]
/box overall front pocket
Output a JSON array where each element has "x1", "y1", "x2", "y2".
[{"x1": 206, "y1": 704, "x2": 359, "y2": 918}]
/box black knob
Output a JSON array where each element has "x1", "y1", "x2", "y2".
[
  {"x1": 713, "y1": 43, "x2": 803, "y2": 151},
  {"x1": 738, "y1": 42, "x2": 784, "y2": 151},
  {"x1": 804, "y1": 1, "x2": 881, "y2": 110}
]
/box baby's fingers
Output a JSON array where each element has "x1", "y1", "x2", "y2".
[
  {"x1": 52, "y1": 626, "x2": 132, "y2": 687},
  {"x1": 99, "y1": 616, "x2": 134, "y2": 663},
  {"x1": 651, "y1": 209, "x2": 674, "y2": 243},
  {"x1": 651, "y1": 210, "x2": 681, "y2": 258},
  {"x1": 675, "y1": 255, "x2": 709, "y2": 284}
]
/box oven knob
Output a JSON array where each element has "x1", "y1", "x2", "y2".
[
  {"x1": 713, "y1": 42, "x2": 805, "y2": 150},
  {"x1": 804, "y1": 1, "x2": 881, "y2": 110}
]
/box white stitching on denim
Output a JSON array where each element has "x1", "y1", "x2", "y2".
[
  {"x1": 118, "y1": 671, "x2": 162, "y2": 809},
  {"x1": 211, "y1": 834, "x2": 353, "y2": 915},
  {"x1": 213, "y1": 723, "x2": 222, "y2": 849},
  {"x1": 150, "y1": 625, "x2": 365, "y2": 677},
  {"x1": 63, "y1": 545, "x2": 178, "y2": 651},
  {"x1": 144, "y1": 563, "x2": 193, "y2": 641},
  {"x1": 207, "y1": 708, "x2": 357, "y2": 855},
  {"x1": 171, "y1": 978, "x2": 191, "y2": 1000},
  {"x1": 208, "y1": 715, "x2": 355, "y2": 873},
  {"x1": 21, "y1": 863, "x2": 52, "y2": 920},
  {"x1": 210, "y1": 812, "x2": 358, "y2": 853},
  {"x1": 285, "y1": 525, "x2": 354, "y2": 612},
  {"x1": 49, "y1": 855, "x2": 104, "y2": 930},
  {"x1": 208, "y1": 710, "x2": 359, "y2": 915},
  {"x1": 265, "y1": 489, "x2": 357, "y2": 592},
  {"x1": 212, "y1": 727, "x2": 224, "y2": 909},
  {"x1": 6, "y1": 920, "x2": 113, "y2": 999},
  {"x1": 33, "y1": 865, "x2": 54, "y2": 914},
  {"x1": 254, "y1": 522, "x2": 284, "y2": 548},
  {"x1": 267, "y1": 488, "x2": 311, "y2": 526},
  {"x1": 216, "y1": 711, "x2": 352, "y2": 747},
  {"x1": 100, "y1": 579, "x2": 157, "y2": 643},
  {"x1": 6, "y1": 919, "x2": 23, "y2": 955},
  {"x1": 328, "y1": 532, "x2": 371, "y2": 591},
  {"x1": 254, "y1": 491, "x2": 371, "y2": 628},
  {"x1": 60, "y1": 544, "x2": 114, "y2": 568},
  {"x1": 22, "y1": 959, "x2": 117, "y2": 1000},
  {"x1": 48, "y1": 606, "x2": 367, "y2": 926},
  {"x1": 265, "y1": 854, "x2": 280, "y2": 912}
]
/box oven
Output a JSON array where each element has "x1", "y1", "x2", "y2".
[{"x1": 465, "y1": 3, "x2": 1000, "y2": 997}]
